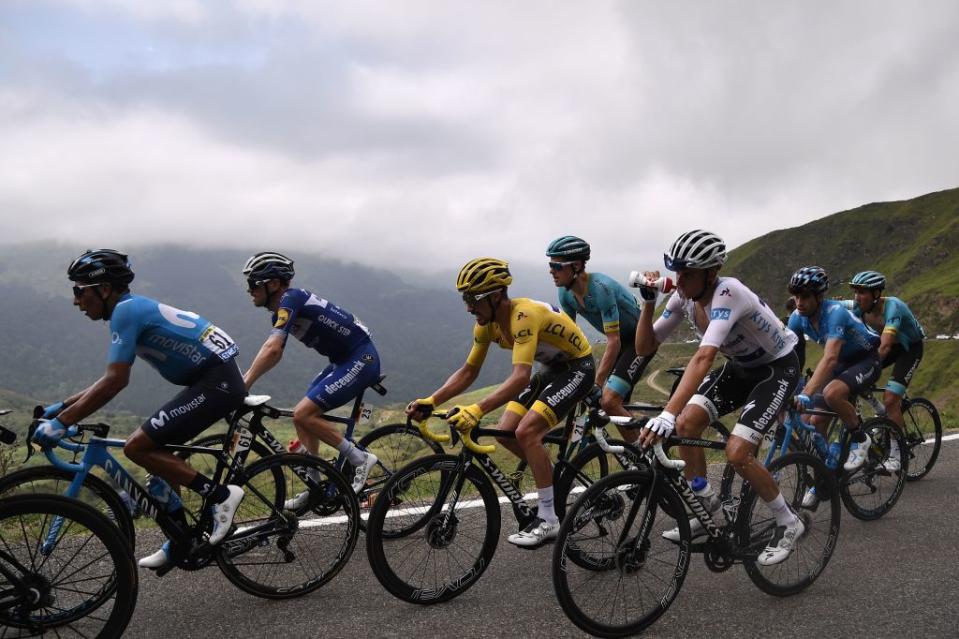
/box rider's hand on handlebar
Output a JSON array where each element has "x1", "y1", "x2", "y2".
[
  {"x1": 33, "y1": 418, "x2": 68, "y2": 447},
  {"x1": 42, "y1": 401, "x2": 65, "y2": 419},
  {"x1": 793, "y1": 394, "x2": 811, "y2": 411},
  {"x1": 639, "y1": 410, "x2": 675, "y2": 448},
  {"x1": 406, "y1": 396, "x2": 435, "y2": 420},
  {"x1": 447, "y1": 404, "x2": 484, "y2": 433}
]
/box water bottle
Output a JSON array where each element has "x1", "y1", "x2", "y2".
[
  {"x1": 865, "y1": 394, "x2": 886, "y2": 417},
  {"x1": 826, "y1": 442, "x2": 841, "y2": 470},
  {"x1": 146, "y1": 475, "x2": 183, "y2": 513},
  {"x1": 627, "y1": 272, "x2": 675, "y2": 295},
  {"x1": 117, "y1": 489, "x2": 139, "y2": 518},
  {"x1": 288, "y1": 439, "x2": 308, "y2": 454}
]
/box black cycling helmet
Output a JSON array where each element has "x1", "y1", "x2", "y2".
[
  {"x1": 67, "y1": 249, "x2": 135, "y2": 286},
  {"x1": 788, "y1": 266, "x2": 828, "y2": 295},
  {"x1": 242, "y1": 251, "x2": 295, "y2": 283},
  {"x1": 546, "y1": 236, "x2": 590, "y2": 262}
]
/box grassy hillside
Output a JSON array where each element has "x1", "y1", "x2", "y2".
[{"x1": 724, "y1": 187, "x2": 959, "y2": 332}]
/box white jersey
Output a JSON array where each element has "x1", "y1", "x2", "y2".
[{"x1": 652, "y1": 277, "x2": 797, "y2": 367}]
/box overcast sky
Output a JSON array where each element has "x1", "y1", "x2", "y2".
[{"x1": 1, "y1": 1, "x2": 957, "y2": 278}]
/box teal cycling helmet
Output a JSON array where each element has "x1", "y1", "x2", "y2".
[
  {"x1": 850, "y1": 270, "x2": 886, "y2": 290},
  {"x1": 546, "y1": 236, "x2": 590, "y2": 262}
]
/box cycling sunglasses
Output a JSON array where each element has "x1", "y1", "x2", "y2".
[
  {"x1": 71, "y1": 282, "x2": 101, "y2": 298},
  {"x1": 462, "y1": 289, "x2": 498, "y2": 304},
  {"x1": 548, "y1": 261, "x2": 576, "y2": 271}
]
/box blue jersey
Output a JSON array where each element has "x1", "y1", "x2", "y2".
[
  {"x1": 558, "y1": 273, "x2": 640, "y2": 343},
  {"x1": 271, "y1": 288, "x2": 372, "y2": 364},
  {"x1": 108, "y1": 294, "x2": 238, "y2": 385},
  {"x1": 787, "y1": 300, "x2": 879, "y2": 363},
  {"x1": 842, "y1": 297, "x2": 925, "y2": 349}
]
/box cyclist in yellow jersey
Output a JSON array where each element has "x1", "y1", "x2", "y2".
[{"x1": 406, "y1": 258, "x2": 596, "y2": 548}]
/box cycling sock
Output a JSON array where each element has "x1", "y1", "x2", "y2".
[
  {"x1": 537, "y1": 486, "x2": 557, "y2": 523},
  {"x1": 767, "y1": 493, "x2": 797, "y2": 527},
  {"x1": 337, "y1": 439, "x2": 367, "y2": 466},
  {"x1": 188, "y1": 473, "x2": 230, "y2": 503}
]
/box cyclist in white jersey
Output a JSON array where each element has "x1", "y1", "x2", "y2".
[{"x1": 635, "y1": 230, "x2": 804, "y2": 566}]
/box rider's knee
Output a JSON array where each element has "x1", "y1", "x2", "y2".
[
  {"x1": 822, "y1": 384, "x2": 845, "y2": 408},
  {"x1": 725, "y1": 440, "x2": 754, "y2": 468},
  {"x1": 674, "y1": 412, "x2": 705, "y2": 438},
  {"x1": 882, "y1": 393, "x2": 901, "y2": 413},
  {"x1": 292, "y1": 404, "x2": 322, "y2": 429},
  {"x1": 599, "y1": 391, "x2": 622, "y2": 414}
]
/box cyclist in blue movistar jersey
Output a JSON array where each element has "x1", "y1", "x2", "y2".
[
  {"x1": 787, "y1": 266, "x2": 882, "y2": 471},
  {"x1": 34, "y1": 249, "x2": 247, "y2": 570},
  {"x1": 546, "y1": 236, "x2": 651, "y2": 440},
  {"x1": 843, "y1": 270, "x2": 925, "y2": 463},
  {"x1": 241, "y1": 252, "x2": 381, "y2": 501}
]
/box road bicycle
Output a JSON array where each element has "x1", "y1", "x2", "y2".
[
  {"x1": 552, "y1": 416, "x2": 841, "y2": 638},
  {"x1": 1, "y1": 406, "x2": 359, "y2": 599},
  {"x1": 859, "y1": 386, "x2": 942, "y2": 481},
  {"x1": 0, "y1": 419, "x2": 138, "y2": 638}
]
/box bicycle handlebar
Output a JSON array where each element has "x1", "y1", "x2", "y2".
[
  {"x1": 607, "y1": 415, "x2": 685, "y2": 470},
  {"x1": 408, "y1": 412, "x2": 497, "y2": 455},
  {"x1": 409, "y1": 414, "x2": 451, "y2": 444}
]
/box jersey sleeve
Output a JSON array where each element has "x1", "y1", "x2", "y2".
[
  {"x1": 652, "y1": 293, "x2": 686, "y2": 343},
  {"x1": 594, "y1": 280, "x2": 621, "y2": 335},
  {"x1": 465, "y1": 323, "x2": 492, "y2": 367},
  {"x1": 510, "y1": 309, "x2": 540, "y2": 366},
  {"x1": 107, "y1": 301, "x2": 140, "y2": 365},
  {"x1": 787, "y1": 310, "x2": 804, "y2": 337},
  {"x1": 699, "y1": 296, "x2": 746, "y2": 349},
  {"x1": 270, "y1": 289, "x2": 307, "y2": 341},
  {"x1": 825, "y1": 307, "x2": 850, "y2": 342},
  {"x1": 558, "y1": 290, "x2": 577, "y2": 322},
  {"x1": 882, "y1": 300, "x2": 902, "y2": 336}
]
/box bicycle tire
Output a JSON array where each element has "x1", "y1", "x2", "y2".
[
  {"x1": 839, "y1": 417, "x2": 907, "y2": 520},
  {"x1": 738, "y1": 451, "x2": 840, "y2": 596},
  {"x1": 215, "y1": 453, "x2": 359, "y2": 599},
  {"x1": 0, "y1": 494, "x2": 138, "y2": 638},
  {"x1": 0, "y1": 466, "x2": 136, "y2": 551},
  {"x1": 901, "y1": 397, "x2": 942, "y2": 481},
  {"x1": 554, "y1": 438, "x2": 643, "y2": 521},
  {"x1": 365, "y1": 454, "x2": 500, "y2": 605},
  {"x1": 552, "y1": 468, "x2": 690, "y2": 638},
  {"x1": 352, "y1": 423, "x2": 445, "y2": 531}
]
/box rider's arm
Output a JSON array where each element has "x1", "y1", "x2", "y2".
[
  {"x1": 664, "y1": 345, "x2": 718, "y2": 415},
  {"x1": 476, "y1": 363, "x2": 532, "y2": 415},
  {"x1": 802, "y1": 337, "x2": 842, "y2": 396},
  {"x1": 593, "y1": 281, "x2": 622, "y2": 387},
  {"x1": 243, "y1": 333, "x2": 286, "y2": 390},
  {"x1": 57, "y1": 362, "x2": 132, "y2": 425},
  {"x1": 428, "y1": 362, "x2": 482, "y2": 407},
  {"x1": 786, "y1": 310, "x2": 806, "y2": 370},
  {"x1": 636, "y1": 282, "x2": 681, "y2": 356},
  {"x1": 877, "y1": 331, "x2": 895, "y2": 362},
  {"x1": 596, "y1": 330, "x2": 621, "y2": 388}
]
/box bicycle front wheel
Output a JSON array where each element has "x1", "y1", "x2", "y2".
[
  {"x1": 554, "y1": 438, "x2": 643, "y2": 521},
  {"x1": 840, "y1": 417, "x2": 907, "y2": 520},
  {"x1": 0, "y1": 494, "x2": 137, "y2": 638},
  {"x1": 365, "y1": 454, "x2": 500, "y2": 604},
  {"x1": 739, "y1": 452, "x2": 840, "y2": 596},
  {"x1": 552, "y1": 469, "x2": 690, "y2": 638},
  {"x1": 353, "y1": 423, "x2": 445, "y2": 530},
  {"x1": 901, "y1": 397, "x2": 942, "y2": 481},
  {"x1": 216, "y1": 453, "x2": 359, "y2": 599}
]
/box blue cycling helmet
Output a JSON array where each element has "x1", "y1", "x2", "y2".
[
  {"x1": 546, "y1": 236, "x2": 590, "y2": 262},
  {"x1": 788, "y1": 266, "x2": 828, "y2": 295},
  {"x1": 243, "y1": 252, "x2": 295, "y2": 283},
  {"x1": 850, "y1": 270, "x2": 886, "y2": 290}
]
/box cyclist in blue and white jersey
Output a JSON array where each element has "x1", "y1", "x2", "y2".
[
  {"x1": 787, "y1": 266, "x2": 882, "y2": 471},
  {"x1": 34, "y1": 249, "x2": 247, "y2": 570},
  {"x1": 546, "y1": 236, "x2": 650, "y2": 440},
  {"x1": 843, "y1": 270, "x2": 925, "y2": 465},
  {"x1": 636, "y1": 230, "x2": 804, "y2": 566},
  {"x1": 241, "y1": 252, "x2": 381, "y2": 502}
]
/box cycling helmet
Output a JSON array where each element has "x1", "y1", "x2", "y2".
[
  {"x1": 67, "y1": 249, "x2": 135, "y2": 286},
  {"x1": 456, "y1": 258, "x2": 512, "y2": 294},
  {"x1": 242, "y1": 251, "x2": 295, "y2": 282},
  {"x1": 546, "y1": 236, "x2": 590, "y2": 262},
  {"x1": 664, "y1": 230, "x2": 726, "y2": 271},
  {"x1": 850, "y1": 270, "x2": 886, "y2": 290},
  {"x1": 788, "y1": 266, "x2": 829, "y2": 295}
]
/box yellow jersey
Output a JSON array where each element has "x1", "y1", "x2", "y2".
[{"x1": 466, "y1": 298, "x2": 592, "y2": 367}]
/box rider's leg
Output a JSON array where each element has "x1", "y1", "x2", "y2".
[
  {"x1": 882, "y1": 389, "x2": 904, "y2": 429},
  {"x1": 494, "y1": 405, "x2": 527, "y2": 459},
  {"x1": 603, "y1": 352, "x2": 652, "y2": 443},
  {"x1": 674, "y1": 405, "x2": 711, "y2": 480}
]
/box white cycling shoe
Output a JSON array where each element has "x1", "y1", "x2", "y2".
[
  {"x1": 882, "y1": 442, "x2": 902, "y2": 472},
  {"x1": 284, "y1": 490, "x2": 310, "y2": 511},
  {"x1": 138, "y1": 541, "x2": 171, "y2": 570},
  {"x1": 351, "y1": 453, "x2": 378, "y2": 494},
  {"x1": 801, "y1": 487, "x2": 819, "y2": 508},
  {"x1": 208, "y1": 485, "x2": 244, "y2": 545},
  {"x1": 507, "y1": 518, "x2": 560, "y2": 548},
  {"x1": 843, "y1": 434, "x2": 872, "y2": 472},
  {"x1": 758, "y1": 516, "x2": 806, "y2": 566}
]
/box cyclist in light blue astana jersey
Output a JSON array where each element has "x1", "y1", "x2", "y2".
[
  {"x1": 546, "y1": 236, "x2": 650, "y2": 442},
  {"x1": 843, "y1": 270, "x2": 925, "y2": 444},
  {"x1": 787, "y1": 266, "x2": 885, "y2": 471},
  {"x1": 241, "y1": 252, "x2": 381, "y2": 501},
  {"x1": 34, "y1": 250, "x2": 247, "y2": 571}
]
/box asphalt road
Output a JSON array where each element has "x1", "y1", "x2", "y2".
[{"x1": 127, "y1": 439, "x2": 959, "y2": 638}]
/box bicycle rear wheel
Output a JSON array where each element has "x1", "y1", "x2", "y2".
[
  {"x1": 901, "y1": 397, "x2": 942, "y2": 481},
  {"x1": 554, "y1": 438, "x2": 643, "y2": 521},
  {"x1": 0, "y1": 466, "x2": 136, "y2": 550},
  {"x1": 0, "y1": 494, "x2": 137, "y2": 638},
  {"x1": 216, "y1": 453, "x2": 359, "y2": 599},
  {"x1": 840, "y1": 417, "x2": 907, "y2": 520},
  {"x1": 365, "y1": 454, "x2": 500, "y2": 604},
  {"x1": 352, "y1": 423, "x2": 445, "y2": 530},
  {"x1": 552, "y1": 469, "x2": 690, "y2": 638},
  {"x1": 739, "y1": 452, "x2": 840, "y2": 596}
]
